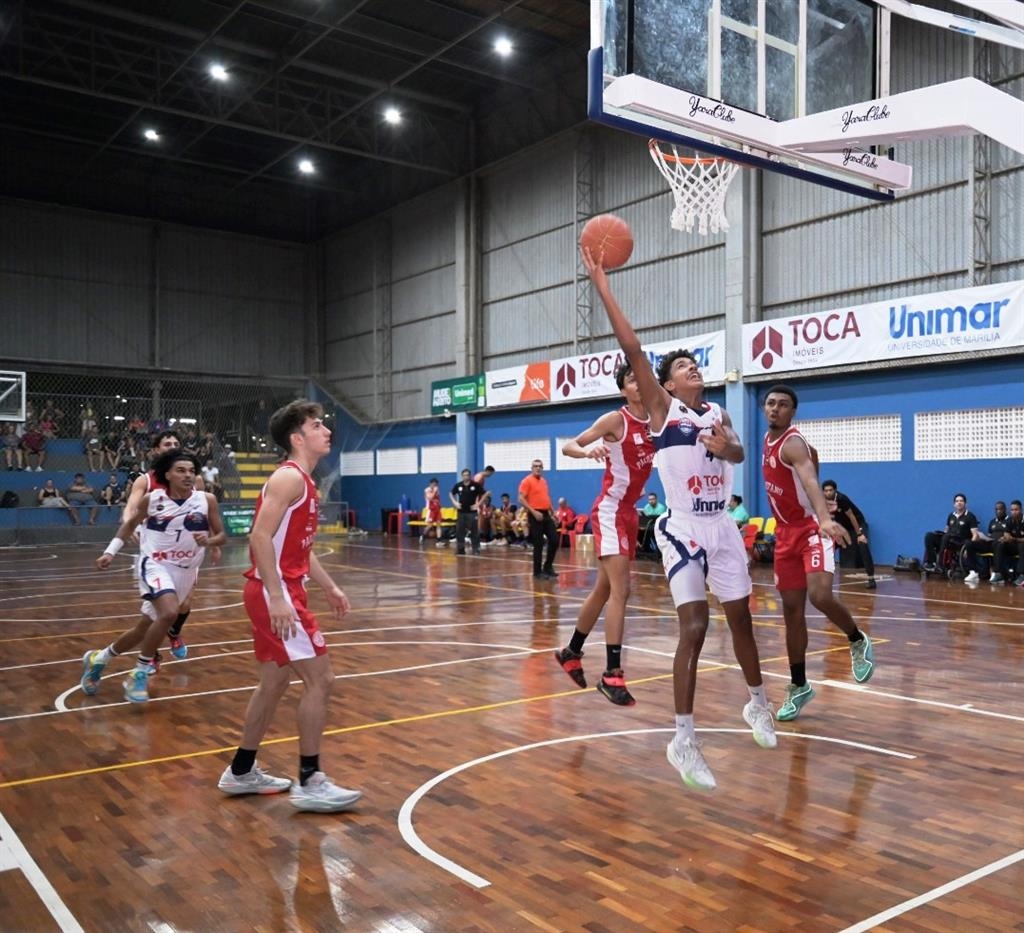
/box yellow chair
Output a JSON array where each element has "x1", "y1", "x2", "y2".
[
  {"x1": 748, "y1": 516, "x2": 765, "y2": 534},
  {"x1": 762, "y1": 517, "x2": 777, "y2": 537}
]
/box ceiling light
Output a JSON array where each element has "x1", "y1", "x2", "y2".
[
  {"x1": 494, "y1": 37, "x2": 513, "y2": 57},
  {"x1": 383, "y1": 107, "x2": 402, "y2": 125},
  {"x1": 209, "y1": 63, "x2": 229, "y2": 81},
  {"x1": 143, "y1": 128, "x2": 160, "y2": 142},
  {"x1": 298, "y1": 159, "x2": 315, "y2": 175}
]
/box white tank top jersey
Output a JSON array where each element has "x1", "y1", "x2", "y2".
[
  {"x1": 651, "y1": 398, "x2": 733, "y2": 519},
  {"x1": 140, "y1": 488, "x2": 210, "y2": 569}
]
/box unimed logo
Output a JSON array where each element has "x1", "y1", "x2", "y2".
[
  {"x1": 555, "y1": 362, "x2": 576, "y2": 398},
  {"x1": 750, "y1": 325, "x2": 784, "y2": 369}
]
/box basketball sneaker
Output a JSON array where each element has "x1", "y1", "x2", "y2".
[
  {"x1": 742, "y1": 700, "x2": 777, "y2": 748},
  {"x1": 289, "y1": 772, "x2": 362, "y2": 812},
  {"x1": 80, "y1": 650, "x2": 106, "y2": 696},
  {"x1": 217, "y1": 764, "x2": 292, "y2": 796},
  {"x1": 963, "y1": 570, "x2": 980, "y2": 584},
  {"x1": 776, "y1": 682, "x2": 816, "y2": 721},
  {"x1": 989, "y1": 572, "x2": 1004, "y2": 584},
  {"x1": 596, "y1": 669, "x2": 636, "y2": 706},
  {"x1": 553, "y1": 647, "x2": 586, "y2": 688},
  {"x1": 143, "y1": 652, "x2": 161, "y2": 677},
  {"x1": 666, "y1": 737, "x2": 716, "y2": 791},
  {"x1": 850, "y1": 634, "x2": 875, "y2": 683},
  {"x1": 168, "y1": 635, "x2": 188, "y2": 659},
  {"x1": 123, "y1": 668, "x2": 150, "y2": 703}
]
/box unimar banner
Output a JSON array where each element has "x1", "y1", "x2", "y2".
[
  {"x1": 742, "y1": 281, "x2": 1024, "y2": 376},
  {"x1": 485, "y1": 330, "x2": 726, "y2": 409},
  {"x1": 430, "y1": 374, "x2": 486, "y2": 415}
]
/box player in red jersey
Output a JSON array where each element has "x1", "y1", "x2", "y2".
[
  {"x1": 762, "y1": 385, "x2": 876, "y2": 722},
  {"x1": 554, "y1": 362, "x2": 655, "y2": 705},
  {"x1": 218, "y1": 400, "x2": 361, "y2": 812}
]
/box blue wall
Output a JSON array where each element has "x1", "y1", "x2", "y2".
[
  {"x1": 742, "y1": 356, "x2": 1024, "y2": 565},
  {"x1": 319, "y1": 355, "x2": 1022, "y2": 562}
]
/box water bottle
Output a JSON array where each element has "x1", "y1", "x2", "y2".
[{"x1": 399, "y1": 493, "x2": 410, "y2": 512}]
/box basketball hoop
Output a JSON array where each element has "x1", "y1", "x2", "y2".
[{"x1": 648, "y1": 139, "x2": 740, "y2": 236}]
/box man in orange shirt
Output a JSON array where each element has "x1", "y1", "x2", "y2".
[{"x1": 519, "y1": 459, "x2": 559, "y2": 580}]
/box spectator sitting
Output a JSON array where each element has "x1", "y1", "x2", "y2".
[
  {"x1": 554, "y1": 497, "x2": 576, "y2": 546},
  {"x1": 478, "y1": 491, "x2": 495, "y2": 543},
  {"x1": 2, "y1": 422, "x2": 24, "y2": 471},
  {"x1": 638, "y1": 491, "x2": 667, "y2": 556},
  {"x1": 989, "y1": 499, "x2": 1024, "y2": 586},
  {"x1": 101, "y1": 428, "x2": 122, "y2": 469},
  {"x1": 65, "y1": 473, "x2": 100, "y2": 525},
  {"x1": 962, "y1": 500, "x2": 1010, "y2": 584},
  {"x1": 202, "y1": 457, "x2": 224, "y2": 501},
  {"x1": 726, "y1": 494, "x2": 749, "y2": 527},
  {"x1": 37, "y1": 478, "x2": 77, "y2": 524},
  {"x1": 80, "y1": 402, "x2": 97, "y2": 437},
  {"x1": 923, "y1": 492, "x2": 978, "y2": 572},
  {"x1": 510, "y1": 506, "x2": 530, "y2": 546},
  {"x1": 20, "y1": 423, "x2": 47, "y2": 471},
  {"x1": 492, "y1": 493, "x2": 516, "y2": 545},
  {"x1": 99, "y1": 473, "x2": 122, "y2": 508},
  {"x1": 83, "y1": 426, "x2": 104, "y2": 471}
]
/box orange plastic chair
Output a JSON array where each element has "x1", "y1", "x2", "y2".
[
  {"x1": 741, "y1": 522, "x2": 759, "y2": 557},
  {"x1": 566, "y1": 514, "x2": 589, "y2": 552}
]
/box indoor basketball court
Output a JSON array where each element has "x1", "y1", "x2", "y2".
[{"x1": 1, "y1": 0, "x2": 1022, "y2": 930}]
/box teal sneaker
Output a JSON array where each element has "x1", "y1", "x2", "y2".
[
  {"x1": 123, "y1": 668, "x2": 150, "y2": 703},
  {"x1": 850, "y1": 634, "x2": 875, "y2": 683},
  {"x1": 80, "y1": 650, "x2": 106, "y2": 696},
  {"x1": 776, "y1": 682, "x2": 816, "y2": 721},
  {"x1": 168, "y1": 635, "x2": 188, "y2": 659}
]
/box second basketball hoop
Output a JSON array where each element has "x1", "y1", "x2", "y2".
[{"x1": 648, "y1": 139, "x2": 740, "y2": 237}]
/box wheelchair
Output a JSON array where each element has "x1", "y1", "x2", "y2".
[{"x1": 923, "y1": 540, "x2": 965, "y2": 580}]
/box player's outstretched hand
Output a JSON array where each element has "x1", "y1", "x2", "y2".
[
  {"x1": 821, "y1": 519, "x2": 851, "y2": 548},
  {"x1": 580, "y1": 245, "x2": 608, "y2": 287},
  {"x1": 325, "y1": 586, "x2": 350, "y2": 619},
  {"x1": 268, "y1": 594, "x2": 298, "y2": 640},
  {"x1": 698, "y1": 420, "x2": 730, "y2": 457}
]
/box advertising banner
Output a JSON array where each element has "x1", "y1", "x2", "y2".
[
  {"x1": 485, "y1": 329, "x2": 726, "y2": 409},
  {"x1": 430, "y1": 374, "x2": 486, "y2": 415},
  {"x1": 221, "y1": 505, "x2": 256, "y2": 537},
  {"x1": 742, "y1": 281, "x2": 1024, "y2": 376}
]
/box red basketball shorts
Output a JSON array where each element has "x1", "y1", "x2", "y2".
[
  {"x1": 244, "y1": 577, "x2": 328, "y2": 666},
  {"x1": 773, "y1": 519, "x2": 836, "y2": 591}
]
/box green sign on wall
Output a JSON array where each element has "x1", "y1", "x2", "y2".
[
  {"x1": 430, "y1": 374, "x2": 486, "y2": 415},
  {"x1": 221, "y1": 505, "x2": 256, "y2": 537}
]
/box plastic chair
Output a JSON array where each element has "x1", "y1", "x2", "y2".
[
  {"x1": 762, "y1": 517, "x2": 777, "y2": 538},
  {"x1": 566, "y1": 514, "x2": 589, "y2": 552},
  {"x1": 741, "y1": 522, "x2": 759, "y2": 557},
  {"x1": 748, "y1": 516, "x2": 766, "y2": 534}
]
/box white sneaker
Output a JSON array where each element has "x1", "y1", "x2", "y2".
[
  {"x1": 289, "y1": 772, "x2": 362, "y2": 812},
  {"x1": 742, "y1": 700, "x2": 778, "y2": 749},
  {"x1": 989, "y1": 573, "x2": 1004, "y2": 584},
  {"x1": 666, "y1": 737, "x2": 716, "y2": 791},
  {"x1": 963, "y1": 570, "x2": 979, "y2": 584},
  {"x1": 217, "y1": 764, "x2": 292, "y2": 795}
]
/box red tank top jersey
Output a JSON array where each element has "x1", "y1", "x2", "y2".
[
  {"x1": 146, "y1": 470, "x2": 167, "y2": 493},
  {"x1": 596, "y1": 407, "x2": 655, "y2": 508},
  {"x1": 762, "y1": 427, "x2": 816, "y2": 525},
  {"x1": 244, "y1": 461, "x2": 319, "y2": 583}
]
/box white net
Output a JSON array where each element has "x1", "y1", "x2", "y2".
[{"x1": 648, "y1": 139, "x2": 740, "y2": 236}]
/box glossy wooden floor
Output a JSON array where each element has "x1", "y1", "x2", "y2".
[{"x1": 1, "y1": 535, "x2": 1022, "y2": 932}]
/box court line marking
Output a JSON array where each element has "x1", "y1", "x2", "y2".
[
  {"x1": 0, "y1": 809, "x2": 83, "y2": 932},
  {"x1": 398, "y1": 727, "x2": 917, "y2": 889},
  {"x1": 838, "y1": 848, "x2": 1024, "y2": 933}
]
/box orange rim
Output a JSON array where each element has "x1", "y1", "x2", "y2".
[{"x1": 648, "y1": 138, "x2": 727, "y2": 166}]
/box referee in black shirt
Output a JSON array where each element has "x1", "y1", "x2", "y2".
[{"x1": 822, "y1": 480, "x2": 876, "y2": 589}]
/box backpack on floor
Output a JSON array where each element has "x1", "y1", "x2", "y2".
[{"x1": 0, "y1": 490, "x2": 19, "y2": 508}]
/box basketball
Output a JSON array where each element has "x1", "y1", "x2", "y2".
[{"x1": 579, "y1": 213, "x2": 634, "y2": 269}]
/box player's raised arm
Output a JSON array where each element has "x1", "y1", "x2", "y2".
[
  {"x1": 581, "y1": 246, "x2": 670, "y2": 430},
  {"x1": 562, "y1": 409, "x2": 623, "y2": 461}
]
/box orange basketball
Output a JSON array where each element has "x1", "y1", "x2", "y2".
[{"x1": 579, "y1": 213, "x2": 634, "y2": 269}]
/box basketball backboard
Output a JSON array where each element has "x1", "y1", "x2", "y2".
[
  {"x1": 590, "y1": 0, "x2": 911, "y2": 200},
  {"x1": 0, "y1": 371, "x2": 27, "y2": 421}
]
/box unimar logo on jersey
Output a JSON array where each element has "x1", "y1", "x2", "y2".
[{"x1": 687, "y1": 473, "x2": 727, "y2": 513}]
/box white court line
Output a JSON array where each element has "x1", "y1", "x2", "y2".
[
  {"x1": 0, "y1": 810, "x2": 83, "y2": 932},
  {"x1": 398, "y1": 727, "x2": 916, "y2": 889},
  {"x1": 839, "y1": 849, "x2": 1024, "y2": 933}
]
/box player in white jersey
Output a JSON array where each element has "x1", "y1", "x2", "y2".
[
  {"x1": 81, "y1": 450, "x2": 225, "y2": 704},
  {"x1": 582, "y1": 246, "x2": 775, "y2": 791},
  {"x1": 121, "y1": 429, "x2": 215, "y2": 666},
  {"x1": 555, "y1": 362, "x2": 654, "y2": 706}
]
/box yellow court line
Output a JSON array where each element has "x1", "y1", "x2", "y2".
[{"x1": 0, "y1": 635, "x2": 879, "y2": 792}]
